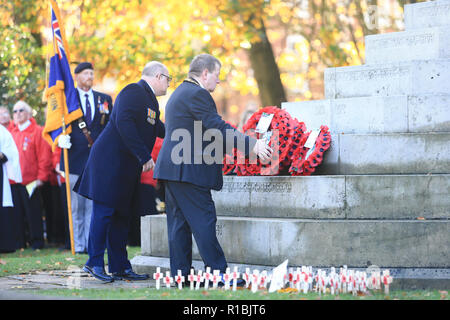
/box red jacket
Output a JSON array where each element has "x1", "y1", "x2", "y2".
[
  {"x1": 10, "y1": 118, "x2": 53, "y2": 185},
  {"x1": 4, "y1": 121, "x2": 15, "y2": 132},
  {"x1": 140, "y1": 137, "x2": 163, "y2": 187}
]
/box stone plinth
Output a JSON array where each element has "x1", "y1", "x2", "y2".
[
  {"x1": 211, "y1": 175, "x2": 450, "y2": 220},
  {"x1": 324, "y1": 60, "x2": 450, "y2": 99},
  {"x1": 140, "y1": 215, "x2": 450, "y2": 268},
  {"x1": 365, "y1": 28, "x2": 450, "y2": 64},
  {"x1": 282, "y1": 94, "x2": 450, "y2": 134},
  {"x1": 404, "y1": 0, "x2": 450, "y2": 30},
  {"x1": 308, "y1": 132, "x2": 450, "y2": 175}
]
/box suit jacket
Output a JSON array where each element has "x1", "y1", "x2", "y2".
[
  {"x1": 154, "y1": 79, "x2": 256, "y2": 191},
  {"x1": 74, "y1": 80, "x2": 164, "y2": 210},
  {"x1": 60, "y1": 90, "x2": 113, "y2": 175}
]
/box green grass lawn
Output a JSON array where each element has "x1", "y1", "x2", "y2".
[
  {"x1": 30, "y1": 287, "x2": 447, "y2": 300},
  {"x1": 1, "y1": 248, "x2": 448, "y2": 300},
  {"x1": 0, "y1": 246, "x2": 142, "y2": 276}
]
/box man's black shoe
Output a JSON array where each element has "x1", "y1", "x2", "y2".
[
  {"x1": 112, "y1": 268, "x2": 149, "y2": 281},
  {"x1": 83, "y1": 265, "x2": 114, "y2": 283}
]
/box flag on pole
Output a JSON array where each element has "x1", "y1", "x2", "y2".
[{"x1": 42, "y1": 0, "x2": 82, "y2": 150}]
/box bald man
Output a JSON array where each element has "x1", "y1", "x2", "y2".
[{"x1": 74, "y1": 61, "x2": 168, "y2": 282}]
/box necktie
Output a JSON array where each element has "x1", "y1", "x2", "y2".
[{"x1": 84, "y1": 93, "x2": 92, "y2": 127}]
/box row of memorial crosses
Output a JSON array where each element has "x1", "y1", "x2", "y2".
[{"x1": 152, "y1": 265, "x2": 393, "y2": 294}]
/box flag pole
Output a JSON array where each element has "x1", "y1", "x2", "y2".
[{"x1": 61, "y1": 117, "x2": 75, "y2": 255}]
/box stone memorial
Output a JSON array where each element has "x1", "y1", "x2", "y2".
[{"x1": 132, "y1": 0, "x2": 450, "y2": 289}]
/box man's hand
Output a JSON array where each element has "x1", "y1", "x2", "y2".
[
  {"x1": 252, "y1": 139, "x2": 273, "y2": 162},
  {"x1": 142, "y1": 158, "x2": 155, "y2": 172},
  {"x1": 58, "y1": 135, "x2": 72, "y2": 149}
]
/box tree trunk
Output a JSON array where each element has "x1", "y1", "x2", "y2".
[{"x1": 248, "y1": 19, "x2": 286, "y2": 108}]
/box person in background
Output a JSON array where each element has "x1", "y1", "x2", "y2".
[
  {"x1": 0, "y1": 107, "x2": 15, "y2": 131},
  {"x1": 0, "y1": 124, "x2": 22, "y2": 253},
  {"x1": 9, "y1": 100, "x2": 52, "y2": 250},
  {"x1": 57, "y1": 62, "x2": 113, "y2": 254}
]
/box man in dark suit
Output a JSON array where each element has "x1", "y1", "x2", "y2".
[
  {"x1": 57, "y1": 62, "x2": 113, "y2": 253},
  {"x1": 74, "y1": 61, "x2": 168, "y2": 282},
  {"x1": 154, "y1": 54, "x2": 272, "y2": 284}
]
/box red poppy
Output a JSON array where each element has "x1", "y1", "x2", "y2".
[
  {"x1": 222, "y1": 107, "x2": 330, "y2": 176},
  {"x1": 289, "y1": 125, "x2": 331, "y2": 176}
]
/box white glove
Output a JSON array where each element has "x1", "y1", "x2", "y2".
[
  {"x1": 58, "y1": 135, "x2": 72, "y2": 149},
  {"x1": 253, "y1": 139, "x2": 273, "y2": 162}
]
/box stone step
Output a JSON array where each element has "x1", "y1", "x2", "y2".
[
  {"x1": 365, "y1": 27, "x2": 450, "y2": 64},
  {"x1": 140, "y1": 215, "x2": 450, "y2": 268},
  {"x1": 282, "y1": 94, "x2": 450, "y2": 134},
  {"x1": 308, "y1": 132, "x2": 450, "y2": 175},
  {"x1": 404, "y1": 0, "x2": 450, "y2": 30},
  {"x1": 324, "y1": 59, "x2": 450, "y2": 99},
  {"x1": 211, "y1": 175, "x2": 450, "y2": 220},
  {"x1": 131, "y1": 256, "x2": 450, "y2": 290}
]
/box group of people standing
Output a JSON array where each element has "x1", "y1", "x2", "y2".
[
  {"x1": 1, "y1": 53, "x2": 272, "y2": 287},
  {"x1": 0, "y1": 61, "x2": 162, "y2": 254}
]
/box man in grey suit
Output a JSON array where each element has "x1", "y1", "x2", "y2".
[{"x1": 154, "y1": 54, "x2": 272, "y2": 284}]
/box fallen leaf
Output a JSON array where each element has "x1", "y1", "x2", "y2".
[
  {"x1": 54, "y1": 262, "x2": 62, "y2": 265},
  {"x1": 0, "y1": 259, "x2": 6, "y2": 265},
  {"x1": 161, "y1": 292, "x2": 170, "y2": 297},
  {"x1": 277, "y1": 287, "x2": 298, "y2": 293},
  {"x1": 201, "y1": 291, "x2": 210, "y2": 296}
]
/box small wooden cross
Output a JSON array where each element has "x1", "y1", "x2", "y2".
[
  {"x1": 382, "y1": 270, "x2": 393, "y2": 295},
  {"x1": 195, "y1": 270, "x2": 204, "y2": 290},
  {"x1": 212, "y1": 270, "x2": 220, "y2": 289},
  {"x1": 223, "y1": 267, "x2": 232, "y2": 290},
  {"x1": 163, "y1": 271, "x2": 173, "y2": 289},
  {"x1": 175, "y1": 270, "x2": 185, "y2": 290},
  {"x1": 231, "y1": 266, "x2": 240, "y2": 292},
  {"x1": 187, "y1": 269, "x2": 195, "y2": 290},
  {"x1": 203, "y1": 267, "x2": 212, "y2": 290},
  {"x1": 153, "y1": 267, "x2": 163, "y2": 290}
]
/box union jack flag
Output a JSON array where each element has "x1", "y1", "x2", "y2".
[{"x1": 42, "y1": 0, "x2": 82, "y2": 150}]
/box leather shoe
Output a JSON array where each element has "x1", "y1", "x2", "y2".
[
  {"x1": 112, "y1": 268, "x2": 149, "y2": 281},
  {"x1": 83, "y1": 265, "x2": 114, "y2": 283}
]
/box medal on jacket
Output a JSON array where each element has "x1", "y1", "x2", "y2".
[
  {"x1": 98, "y1": 96, "x2": 109, "y2": 125},
  {"x1": 23, "y1": 137, "x2": 29, "y2": 151},
  {"x1": 147, "y1": 108, "x2": 156, "y2": 125}
]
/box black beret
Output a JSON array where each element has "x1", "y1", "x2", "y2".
[{"x1": 74, "y1": 62, "x2": 94, "y2": 74}]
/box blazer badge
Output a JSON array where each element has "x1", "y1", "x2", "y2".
[{"x1": 147, "y1": 108, "x2": 156, "y2": 125}]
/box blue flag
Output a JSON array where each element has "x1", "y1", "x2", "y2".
[{"x1": 43, "y1": 0, "x2": 82, "y2": 150}]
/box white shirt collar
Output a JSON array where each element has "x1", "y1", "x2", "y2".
[
  {"x1": 77, "y1": 87, "x2": 93, "y2": 96},
  {"x1": 18, "y1": 119, "x2": 31, "y2": 132}
]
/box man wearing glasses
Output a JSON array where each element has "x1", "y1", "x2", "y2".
[
  {"x1": 74, "y1": 61, "x2": 167, "y2": 282},
  {"x1": 9, "y1": 101, "x2": 52, "y2": 250}
]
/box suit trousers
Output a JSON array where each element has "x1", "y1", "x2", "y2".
[
  {"x1": 69, "y1": 174, "x2": 93, "y2": 252},
  {"x1": 86, "y1": 201, "x2": 132, "y2": 273},
  {"x1": 165, "y1": 180, "x2": 227, "y2": 277}
]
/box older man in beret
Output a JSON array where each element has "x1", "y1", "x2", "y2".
[{"x1": 58, "y1": 61, "x2": 113, "y2": 253}]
